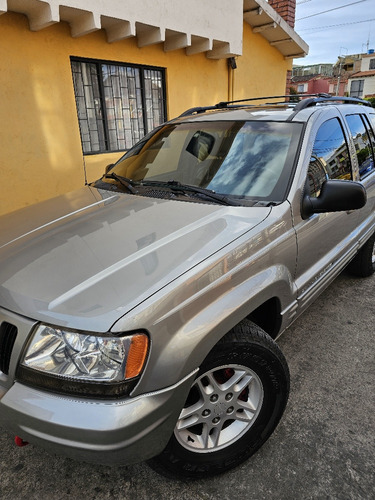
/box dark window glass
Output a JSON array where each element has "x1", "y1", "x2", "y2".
[
  {"x1": 369, "y1": 58, "x2": 375, "y2": 70},
  {"x1": 350, "y1": 79, "x2": 364, "y2": 98},
  {"x1": 346, "y1": 114, "x2": 375, "y2": 178},
  {"x1": 307, "y1": 118, "x2": 351, "y2": 197},
  {"x1": 71, "y1": 59, "x2": 166, "y2": 154}
]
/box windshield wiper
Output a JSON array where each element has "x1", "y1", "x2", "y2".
[
  {"x1": 139, "y1": 180, "x2": 240, "y2": 206},
  {"x1": 103, "y1": 173, "x2": 138, "y2": 194},
  {"x1": 253, "y1": 200, "x2": 279, "y2": 207}
]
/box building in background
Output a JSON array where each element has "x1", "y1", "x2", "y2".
[
  {"x1": 0, "y1": 0, "x2": 307, "y2": 215},
  {"x1": 348, "y1": 52, "x2": 375, "y2": 99},
  {"x1": 292, "y1": 63, "x2": 334, "y2": 77},
  {"x1": 291, "y1": 51, "x2": 375, "y2": 98},
  {"x1": 291, "y1": 74, "x2": 331, "y2": 94}
]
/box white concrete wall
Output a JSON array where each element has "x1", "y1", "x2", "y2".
[
  {"x1": 363, "y1": 76, "x2": 375, "y2": 96},
  {"x1": 360, "y1": 55, "x2": 375, "y2": 71}
]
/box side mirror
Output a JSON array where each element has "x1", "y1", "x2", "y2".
[
  {"x1": 105, "y1": 163, "x2": 115, "y2": 174},
  {"x1": 302, "y1": 179, "x2": 367, "y2": 219}
]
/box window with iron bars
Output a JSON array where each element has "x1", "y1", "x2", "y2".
[{"x1": 71, "y1": 58, "x2": 166, "y2": 154}]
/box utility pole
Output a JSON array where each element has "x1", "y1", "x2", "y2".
[
  {"x1": 336, "y1": 47, "x2": 348, "y2": 96},
  {"x1": 336, "y1": 57, "x2": 343, "y2": 96}
]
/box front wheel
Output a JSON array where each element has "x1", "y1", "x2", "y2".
[{"x1": 148, "y1": 320, "x2": 290, "y2": 478}]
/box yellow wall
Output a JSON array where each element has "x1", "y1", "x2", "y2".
[
  {"x1": 0, "y1": 13, "x2": 291, "y2": 216},
  {"x1": 235, "y1": 23, "x2": 292, "y2": 99}
]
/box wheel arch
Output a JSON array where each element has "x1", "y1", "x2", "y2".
[
  {"x1": 247, "y1": 296, "x2": 282, "y2": 339},
  {"x1": 132, "y1": 268, "x2": 293, "y2": 395}
]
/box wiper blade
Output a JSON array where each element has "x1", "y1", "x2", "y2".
[
  {"x1": 253, "y1": 200, "x2": 279, "y2": 207},
  {"x1": 139, "y1": 180, "x2": 240, "y2": 206},
  {"x1": 103, "y1": 173, "x2": 138, "y2": 194}
]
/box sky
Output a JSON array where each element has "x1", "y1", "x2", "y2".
[{"x1": 294, "y1": 0, "x2": 375, "y2": 65}]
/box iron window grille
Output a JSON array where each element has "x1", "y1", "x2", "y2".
[{"x1": 71, "y1": 58, "x2": 166, "y2": 154}]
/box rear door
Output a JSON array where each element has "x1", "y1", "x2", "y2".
[{"x1": 340, "y1": 110, "x2": 375, "y2": 246}]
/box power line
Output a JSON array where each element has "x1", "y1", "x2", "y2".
[
  {"x1": 296, "y1": 0, "x2": 313, "y2": 4},
  {"x1": 296, "y1": 0, "x2": 369, "y2": 21},
  {"x1": 298, "y1": 17, "x2": 375, "y2": 33}
]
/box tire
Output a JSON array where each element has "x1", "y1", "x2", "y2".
[
  {"x1": 347, "y1": 233, "x2": 375, "y2": 278},
  {"x1": 148, "y1": 320, "x2": 290, "y2": 479}
]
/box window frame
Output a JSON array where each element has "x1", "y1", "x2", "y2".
[{"x1": 70, "y1": 57, "x2": 167, "y2": 156}]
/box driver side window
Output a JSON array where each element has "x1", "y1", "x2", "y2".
[{"x1": 307, "y1": 118, "x2": 352, "y2": 197}]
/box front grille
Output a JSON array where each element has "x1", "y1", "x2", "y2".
[{"x1": 0, "y1": 322, "x2": 18, "y2": 375}]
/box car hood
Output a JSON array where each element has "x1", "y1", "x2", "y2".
[{"x1": 0, "y1": 187, "x2": 270, "y2": 331}]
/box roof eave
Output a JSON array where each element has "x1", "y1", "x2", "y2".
[{"x1": 243, "y1": 0, "x2": 309, "y2": 59}]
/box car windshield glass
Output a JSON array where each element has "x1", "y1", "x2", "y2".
[{"x1": 104, "y1": 120, "x2": 303, "y2": 202}]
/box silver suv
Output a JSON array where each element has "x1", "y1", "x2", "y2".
[{"x1": 0, "y1": 94, "x2": 374, "y2": 478}]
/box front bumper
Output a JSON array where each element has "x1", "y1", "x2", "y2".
[{"x1": 0, "y1": 371, "x2": 196, "y2": 465}]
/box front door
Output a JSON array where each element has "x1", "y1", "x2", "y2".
[{"x1": 293, "y1": 115, "x2": 361, "y2": 312}]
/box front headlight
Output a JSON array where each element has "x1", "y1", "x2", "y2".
[{"x1": 16, "y1": 324, "x2": 149, "y2": 398}]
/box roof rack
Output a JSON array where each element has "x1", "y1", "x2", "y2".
[
  {"x1": 213, "y1": 94, "x2": 335, "y2": 108},
  {"x1": 179, "y1": 105, "x2": 219, "y2": 117},
  {"x1": 179, "y1": 95, "x2": 299, "y2": 117},
  {"x1": 179, "y1": 94, "x2": 371, "y2": 117},
  {"x1": 293, "y1": 95, "x2": 371, "y2": 110}
]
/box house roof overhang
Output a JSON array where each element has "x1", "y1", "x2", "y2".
[
  {"x1": 349, "y1": 70, "x2": 375, "y2": 79},
  {"x1": 292, "y1": 75, "x2": 317, "y2": 83},
  {"x1": 244, "y1": 0, "x2": 308, "y2": 59},
  {"x1": 1, "y1": 0, "x2": 308, "y2": 60}
]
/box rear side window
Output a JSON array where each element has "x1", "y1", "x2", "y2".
[
  {"x1": 368, "y1": 114, "x2": 375, "y2": 131},
  {"x1": 346, "y1": 114, "x2": 375, "y2": 179},
  {"x1": 307, "y1": 118, "x2": 351, "y2": 197}
]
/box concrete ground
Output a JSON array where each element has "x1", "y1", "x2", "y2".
[{"x1": 0, "y1": 269, "x2": 374, "y2": 500}]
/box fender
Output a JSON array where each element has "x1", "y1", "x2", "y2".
[{"x1": 132, "y1": 266, "x2": 295, "y2": 396}]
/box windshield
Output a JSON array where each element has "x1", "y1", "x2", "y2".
[{"x1": 100, "y1": 120, "x2": 303, "y2": 203}]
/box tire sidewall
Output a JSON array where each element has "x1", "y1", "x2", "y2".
[
  {"x1": 348, "y1": 233, "x2": 375, "y2": 277},
  {"x1": 158, "y1": 339, "x2": 289, "y2": 477},
  {"x1": 364, "y1": 234, "x2": 375, "y2": 275}
]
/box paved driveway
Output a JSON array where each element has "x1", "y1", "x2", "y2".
[{"x1": 0, "y1": 270, "x2": 374, "y2": 500}]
